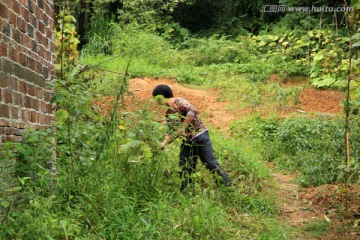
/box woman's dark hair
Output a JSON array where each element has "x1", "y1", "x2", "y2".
[{"x1": 152, "y1": 84, "x2": 173, "y2": 98}]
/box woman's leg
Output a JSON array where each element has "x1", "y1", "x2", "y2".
[
  {"x1": 179, "y1": 141, "x2": 197, "y2": 191},
  {"x1": 195, "y1": 131, "x2": 232, "y2": 187}
]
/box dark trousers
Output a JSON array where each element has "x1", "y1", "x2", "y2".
[{"x1": 179, "y1": 131, "x2": 232, "y2": 191}]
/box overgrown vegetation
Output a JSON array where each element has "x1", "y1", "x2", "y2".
[{"x1": 1, "y1": 0, "x2": 360, "y2": 239}]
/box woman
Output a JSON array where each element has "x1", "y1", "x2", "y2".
[{"x1": 153, "y1": 84, "x2": 232, "y2": 191}]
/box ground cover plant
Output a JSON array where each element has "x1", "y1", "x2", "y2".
[{"x1": 2, "y1": 1, "x2": 360, "y2": 239}]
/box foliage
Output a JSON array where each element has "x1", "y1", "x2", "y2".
[
  {"x1": 54, "y1": 11, "x2": 80, "y2": 76},
  {"x1": 82, "y1": 13, "x2": 116, "y2": 55},
  {"x1": 231, "y1": 115, "x2": 360, "y2": 186}
]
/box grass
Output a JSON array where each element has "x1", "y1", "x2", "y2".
[{"x1": 303, "y1": 220, "x2": 330, "y2": 238}]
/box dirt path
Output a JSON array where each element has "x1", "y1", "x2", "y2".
[{"x1": 270, "y1": 170, "x2": 323, "y2": 239}]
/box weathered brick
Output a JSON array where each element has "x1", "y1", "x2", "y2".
[
  {"x1": 30, "y1": 13, "x2": 37, "y2": 28},
  {"x1": 19, "y1": 0, "x2": 27, "y2": 6},
  {"x1": 13, "y1": 92, "x2": 23, "y2": 106},
  {"x1": 0, "y1": 104, "x2": 10, "y2": 118},
  {"x1": 38, "y1": 113, "x2": 45, "y2": 124},
  {"x1": 10, "y1": 106, "x2": 19, "y2": 119},
  {"x1": 3, "y1": 89, "x2": 13, "y2": 103},
  {"x1": 18, "y1": 17, "x2": 26, "y2": 32},
  {"x1": 12, "y1": 1, "x2": 21, "y2": 15},
  {"x1": 18, "y1": 80, "x2": 27, "y2": 94},
  {"x1": 0, "y1": 41, "x2": 7, "y2": 57},
  {"x1": 19, "y1": 52, "x2": 27, "y2": 66},
  {"x1": 29, "y1": 111, "x2": 36, "y2": 123},
  {"x1": 31, "y1": 39, "x2": 37, "y2": 52},
  {"x1": 12, "y1": 28, "x2": 21, "y2": 43},
  {"x1": 3, "y1": 22, "x2": 11, "y2": 37},
  {"x1": 27, "y1": 56, "x2": 35, "y2": 69},
  {"x1": 1, "y1": 58, "x2": 14, "y2": 75},
  {"x1": 35, "y1": 86, "x2": 44, "y2": 99},
  {"x1": 0, "y1": 72, "x2": 10, "y2": 88},
  {"x1": 38, "y1": 20, "x2": 45, "y2": 34},
  {"x1": 27, "y1": 0, "x2": 34, "y2": 13},
  {"x1": 27, "y1": 84, "x2": 36, "y2": 96},
  {"x1": 9, "y1": 47, "x2": 19, "y2": 62},
  {"x1": 21, "y1": 109, "x2": 29, "y2": 122},
  {"x1": 3, "y1": 135, "x2": 22, "y2": 142},
  {"x1": 39, "y1": 100, "x2": 46, "y2": 112},
  {"x1": 27, "y1": 23, "x2": 33, "y2": 37},
  {"x1": 0, "y1": 3, "x2": 8, "y2": 19},
  {"x1": 8, "y1": 10, "x2": 17, "y2": 25},
  {"x1": 22, "y1": 7, "x2": 29, "y2": 21},
  {"x1": 24, "y1": 95, "x2": 31, "y2": 108},
  {"x1": 38, "y1": 0, "x2": 44, "y2": 10},
  {"x1": 45, "y1": 115, "x2": 51, "y2": 125}
]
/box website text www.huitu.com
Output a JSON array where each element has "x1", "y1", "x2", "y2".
[{"x1": 261, "y1": 5, "x2": 354, "y2": 13}]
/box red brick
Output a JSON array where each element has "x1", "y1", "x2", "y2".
[
  {"x1": 27, "y1": 56, "x2": 35, "y2": 69},
  {"x1": 3, "y1": 89, "x2": 12, "y2": 104},
  {"x1": 30, "y1": 111, "x2": 36, "y2": 123},
  {"x1": 0, "y1": 103, "x2": 10, "y2": 118},
  {"x1": 28, "y1": 0, "x2": 34, "y2": 13},
  {"x1": 27, "y1": 84, "x2": 36, "y2": 96},
  {"x1": 12, "y1": 1, "x2": 21, "y2": 15},
  {"x1": 19, "y1": 0, "x2": 27, "y2": 6},
  {"x1": 38, "y1": 20, "x2": 45, "y2": 34},
  {"x1": 0, "y1": 41, "x2": 7, "y2": 56},
  {"x1": 39, "y1": 100, "x2": 46, "y2": 112},
  {"x1": 22, "y1": 34, "x2": 30, "y2": 48},
  {"x1": 24, "y1": 95, "x2": 31, "y2": 108},
  {"x1": 18, "y1": 17, "x2": 26, "y2": 32},
  {"x1": 0, "y1": 3, "x2": 8, "y2": 19},
  {"x1": 19, "y1": 52, "x2": 27, "y2": 66},
  {"x1": 38, "y1": 114, "x2": 45, "y2": 124},
  {"x1": 22, "y1": 7, "x2": 29, "y2": 21},
  {"x1": 9, "y1": 10, "x2": 17, "y2": 25},
  {"x1": 35, "y1": 30, "x2": 42, "y2": 43},
  {"x1": 21, "y1": 109, "x2": 29, "y2": 122},
  {"x1": 13, "y1": 92, "x2": 23, "y2": 106},
  {"x1": 35, "y1": 86, "x2": 44, "y2": 99},
  {"x1": 10, "y1": 106, "x2": 19, "y2": 119},
  {"x1": 13, "y1": 28, "x2": 21, "y2": 43},
  {"x1": 38, "y1": 0, "x2": 44, "y2": 10},
  {"x1": 10, "y1": 47, "x2": 20, "y2": 62},
  {"x1": 3, "y1": 135, "x2": 22, "y2": 142},
  {"x1": 18, "y1": 80, "x2": 27, "y2": 94}
]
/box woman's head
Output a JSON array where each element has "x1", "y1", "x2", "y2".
[{"x1": 152, "y1": 84, "x2": 173, "y2": 98}]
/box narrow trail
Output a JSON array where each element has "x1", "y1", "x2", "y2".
[
  {"x1": 270, "y1": 170, "x2": 322, "y2": 240},
  {"x1": 95, "y1": 77, "x2": 349, "y2": 239}
]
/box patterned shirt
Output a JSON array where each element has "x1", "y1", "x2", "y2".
[{"x1": 165, "y1": 97, "x2": 207, "y2": 140}]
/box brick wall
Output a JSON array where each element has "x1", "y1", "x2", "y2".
[{"x1": 0, "y1": 0, "x2": 55, "y2": 143}]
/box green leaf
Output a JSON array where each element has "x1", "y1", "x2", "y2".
[
  {"x1": 1, "y1": 201, "x2": 10, "y2": 208},
  {"x1": 50, "y1": 94, "x2": 65, "y2": 104},
  {"x1": 350, "y1": 33, "x2": 360, "y2": 40},
  {"x1": 55, "y1": 109, "x2": 69, "y2": 124},
  {"x1": 18, "y1": 177, "x2": 31, "y2": 185},
  {"x1": 6, "y1": 187, "x2": 22, "y2": 192},
  {"x1": 351, "y1": 41, "x2": 360, "y2": 48}
]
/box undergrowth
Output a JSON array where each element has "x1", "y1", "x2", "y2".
[
  {"x1": 0, "y1": 71, "x2": 287, "y2": 239},
  {"x1": 231, "y1": 115, "x2": 360, "y2": 187}
]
